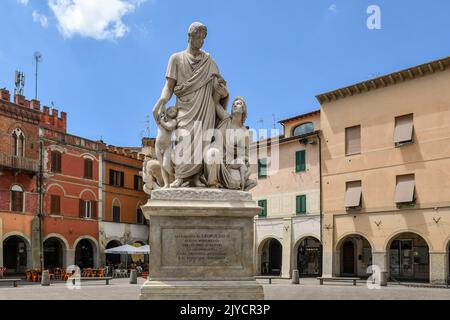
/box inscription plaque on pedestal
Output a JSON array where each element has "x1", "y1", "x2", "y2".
[{"x1": 161, "y1": 228, "x2": 243, "y2": 267}]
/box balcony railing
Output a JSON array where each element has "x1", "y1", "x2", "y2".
[{"x1": 0, "y1": 152, "x2": 39, "y2": 173}]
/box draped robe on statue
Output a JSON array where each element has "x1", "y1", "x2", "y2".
[{"x1": 166, "y1": 50, "x2": 220, "y2": 180}]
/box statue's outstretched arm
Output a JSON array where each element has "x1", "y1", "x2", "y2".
[{"x1": 153, "y1": 78, "x2": 176, "y2": 122}]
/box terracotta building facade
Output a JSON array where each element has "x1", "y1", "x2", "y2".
[
  {"x1": 318, "y1": 56, "x2": 450, "y2": 284},
  {"x1": 40, "y1": 123, "x2": 103, "y2": 270},
  {"x1": 0, "y1": 90, "x2": 41, "y2": 274}
]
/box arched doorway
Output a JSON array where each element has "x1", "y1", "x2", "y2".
[
  {"x1": 388, "y1": 232, "x2": 429, "y2": 282},
  {"x1": 105, "y1": 240, "x2": 122, "y2": 266},
  {"x1": 260, "y1": 238, "x2": 282, "y2": 276},
  {"x1": 3, "y1": 236, "x2": 28, "y2": 274},
  {"x1": 75, "y1": 239, "x2": 94, "y2": 269},
  {"x1": 338, "y1": 235, "x2": 372, "y2": 277},
  {"x1": 44, "y1": 238, "x2": 64, "y2": 269},
  {"x1": 296, "y1": 237, "x2": 322, "y2": 276}
]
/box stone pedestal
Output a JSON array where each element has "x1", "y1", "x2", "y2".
[{"x1": 140, "y1": 188, "x2": 264, "y2": 300}]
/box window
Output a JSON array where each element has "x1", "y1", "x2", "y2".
[
  {"x1": 258, "y1": 200, "x2": 267, "y2": 218},
  {"x1": 79, "y1": 199, "x2": 97, "y2": 219},
  {"x1": 295, "y1": 150, "x2": 306, "y2": 172},
  {"x1": 345, "y1": 181, "x2": 362, "y2": 209},
  {"x1": 137, "y1": 208, "x2": 144, "y2": 225},
  {"x1": 84, "y1": 159, "x2": 93, "y2": 179},
  {"x1": 258, "y1": 159, "x2": 267, "y2": 178},
  {"x1": 296, "y1": 195, "x2": 307, "y2": 214},
  {"x1": 112, "y1": 206, "x2": 121, "y2": 223},
  {"x1": 345, "y1": 125, "x2": 361, "y2": 156},
  {"x1": 12, "y1": 128, "x2": 25, "y2": 157},
  {"x1": 11, "y1": 185, "x2": 24, "y2": 212},
  {"x1": 50, "y1": 195, "x2": 61, "y2": 214},
  {"x1": 110, "y1": 170, "x2": 124, "y2": 187},
  {"x1": 51, "y1": 151, "x2": 62, "y2": 173},
  {"x1": 395, "y1": 174, "x2": 415, "y2": 205},
  {"x1": 394, "y1": 114, "x2": 414, "y2": 146},
  {"x1": 292, "y1": 122, "x2": 314, "y2": 137},
  {"x1": 134, "y1": 175, "x2": 143, "y2": 191}
]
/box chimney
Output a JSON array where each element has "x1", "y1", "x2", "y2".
[
  {"x1": 0, "y1": 89, "x2": 10, "y2": 101},
  {"x1": 30, "y1": 99, "x2": 40, "y2": 110},
  {"x1": 43, "y1": 106, "x2": 50, "y2": 115},
  {"x1": 14, "y1": 94, "x2": 25, "y2": 106}
]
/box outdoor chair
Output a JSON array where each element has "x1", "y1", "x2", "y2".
[{"x1": 97, "y1": 269, "x2": 105, "y2": 278}]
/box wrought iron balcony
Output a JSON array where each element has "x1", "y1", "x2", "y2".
[{"x1": 0, "y1": 152, "x2": 39, "y2": 173}]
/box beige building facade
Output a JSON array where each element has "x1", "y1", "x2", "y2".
[
  {"x1": 318, "y1": 56, "x2": 450, "y2": 284},
  {"x1": 251, "y1": 111, "x2": 322, "y2": 278}
]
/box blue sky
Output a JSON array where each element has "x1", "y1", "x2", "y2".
[{"x1": 1, "y1": 0, "x2": 449, "y2": 146}]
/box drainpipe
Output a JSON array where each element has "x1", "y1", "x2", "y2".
[
  {"x1": 317, "y1": 132, "x2": 323, "y2": 244},
  {"x1": 38, "y1": 140, "x2": 44, "y2": 270}
]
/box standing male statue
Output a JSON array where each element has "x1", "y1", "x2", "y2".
[{"x1": 152, "y1": 22, "x2": 229, "y2": 188}]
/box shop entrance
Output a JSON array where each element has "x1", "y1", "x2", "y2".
[
  {"x1": 296, "y1": 237, "x2": 322, "y2": 276},
  {"x1": 3, "y1": 236, "x2": 28, "y2": 274},
  {"x1": 388, "y1": 232, "x2": 429, "y2": 282},
  {"x1": 44, "y1": 238, "x2": 64, "y2": 269},
  {"x1": 259, "y1": 238, "x2": 282, "y2": 276},
  {"x1": 339, "y1": 235, "x2": 372, "y2": 277},
  {"x1": 75, "y1": 239, "x2": 94, "y2": 269}
]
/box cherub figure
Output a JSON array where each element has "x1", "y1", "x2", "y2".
[{"x1": 153, "y1": 104, "x2": 178, "y2": 188}]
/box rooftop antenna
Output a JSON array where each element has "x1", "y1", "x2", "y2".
[
  {"x1": 34, "y1": 51, "x2": 43, "y2": 100},
  {"x1": 14, "y1": 71, "x2": 25, "y2": 96},
  {"x1": 257, "y1": 118, "x2": 265, "y2": 141},
  {"x1": 272, "y1": 114, "x2": 277, "y2": 130}
]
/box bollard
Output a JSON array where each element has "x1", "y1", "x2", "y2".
[
  {"x1": 41, "y1": 270, "x2": 50, "y2": 286},
  {"x1": 379, "y1": 271, "x2": 387, "y2": 286},
  {"x1": 129, "y1": 269, "x2": 137, "y2": 284},
  {"x1": 291, "y1": 269, "x2": 300, "y2": 284}
]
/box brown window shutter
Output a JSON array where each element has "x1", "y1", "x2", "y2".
[
  {"x1": 109, "y1": 170, "x2": 114, "y2": 186},
  {"x1": 92, "y1": 201, "x2": 97, "y2": 219},
  {"x1": 51, "y1": 195, "x2": 61, "y2": 214},
  {"x1": 120, "y1": 172, "x2": 124, "y2": 187},
  {"x1": 345, "y1": 125, "x2": 361, "y2": 155},
  {"x1": 51, "y1": 152, "x2": 56, "y2": 171},
  {"x1": 79, "y1": 199, "x2": 84, "y2": 218},
  {"x1": 345, "y1": 181, "x2": 362, "y2": 208},
  {"x1": 134, "y1": 175, "x2": 138, "y2": 190},
  {"x1": 394, "y1": 114, "x2": 414, "y2": 144},
  {"x1": 84, "y1": 159, "x2": 88, "y2": 178},
  {"x1": 395, "y1": 174, "x2": 415, "y2": 203}
]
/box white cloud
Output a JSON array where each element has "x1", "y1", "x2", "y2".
[
  {"x1": 328, "y1": 4, "x2": 337, "y2": 12},
  {"x1": 48, "y1": 0, "x2": 147, "y2": 40},
  {"x1": 17, "y1": 0, "x2": 29, "y2": 5},
  {"x1": 32, "y1": 11, "x2": 49, "y2": 28}
]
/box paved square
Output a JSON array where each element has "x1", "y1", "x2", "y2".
[{"x1": 0, "y1": 278, "x2": 449, "y2": 300}]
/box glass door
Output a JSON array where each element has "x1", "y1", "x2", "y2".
[{"x1": 399, "y1": 240, "x2": 414, "y2": 278}]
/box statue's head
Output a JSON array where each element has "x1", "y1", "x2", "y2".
[
  {"x1": 165, "y1": 106, "x2": 178, "y2": 119},
  {"x1": 188, "y1": 22, "x2": 207, "y2": 50},
  {"x1": 231, "y1": 96, "x2": 247, "y2": 125}
]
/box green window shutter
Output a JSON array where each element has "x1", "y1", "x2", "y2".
[
  {"x1": 258, "y1": 159, "x2": 267, "y2": 178},
  {"x1": 296, "y1": 150, "x2": 306, "y2": 172},
  {"x1": 258, "y1": 200, "x2": 267, "y2": 217},
  {"x1": 296, "y1": 195, "x2": 306, "y2": 214}
]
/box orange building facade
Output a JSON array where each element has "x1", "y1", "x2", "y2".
[{"x1": 99, "y1": 145, "x2": 149, "y2": 266}]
